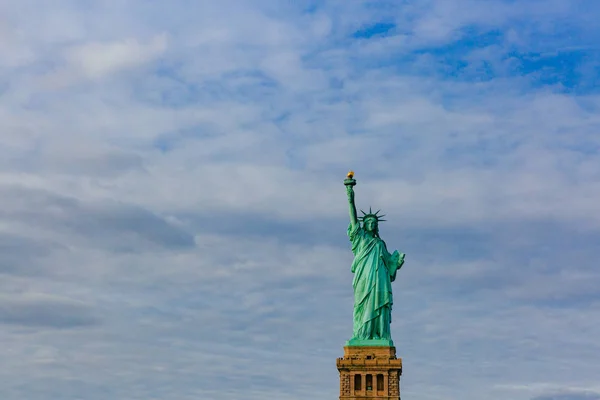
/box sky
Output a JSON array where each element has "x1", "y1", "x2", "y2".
[{"x1": 1, "y1": 0, "x2": 600, "y2": 399}]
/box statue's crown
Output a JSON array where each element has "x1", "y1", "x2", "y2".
[{"x1": 359, "y1": 207, "x2": 386, "y2": 222}]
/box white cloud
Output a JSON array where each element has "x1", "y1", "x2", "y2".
[{"x1": 64, "y1": 34, "x2": 168, "y2": 79}]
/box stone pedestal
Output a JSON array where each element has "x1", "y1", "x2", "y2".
[{"x1": 336, "y1": 346, "x2": 402, "y2": 400}]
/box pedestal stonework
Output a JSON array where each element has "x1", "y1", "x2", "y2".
[{"x1": 336, "y1": 346, "x2": 402, "y2": 400}]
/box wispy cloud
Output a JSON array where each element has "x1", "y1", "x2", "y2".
[{"x1": 63, "y1": 34, "x2": 168, "y2": 80}]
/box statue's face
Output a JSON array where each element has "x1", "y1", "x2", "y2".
[{"x1": 364, "y1": 217, "x2": 377, "y2": 232}]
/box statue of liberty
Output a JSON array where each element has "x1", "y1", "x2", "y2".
[{"x1": 344, "y1": 172, "x2": 405, "y2": 346}]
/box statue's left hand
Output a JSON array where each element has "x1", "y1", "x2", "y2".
[{"x1": 397, "y1": 252, "x2": 405, "y2": 267}]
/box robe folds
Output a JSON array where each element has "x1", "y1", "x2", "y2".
[{"x1": 348, "y1": 223, "x2": 405, "y2": 340}]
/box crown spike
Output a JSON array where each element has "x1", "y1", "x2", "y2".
[{"x1": 358, "y1": 207, "x2": 387, "y2": 223}]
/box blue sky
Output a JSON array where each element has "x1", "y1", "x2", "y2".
[{"x1": 1, "y1": 1, "x2": 600, "y2": 399}]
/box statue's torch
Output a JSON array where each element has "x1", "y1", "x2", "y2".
[{"x1": 344, "y1": 171, "x2": 356, "y2": 187}]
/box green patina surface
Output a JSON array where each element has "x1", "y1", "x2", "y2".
[
  {"x1": 344, "y1": 172, "x2": 406, "y2": 346},
  {"x1": 345, "y1": 338, "x2": 395, "y2": 347}
]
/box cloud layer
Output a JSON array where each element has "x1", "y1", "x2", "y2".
[{"x1": 1, "y1": 1, "x2": 599, "y2": 399}]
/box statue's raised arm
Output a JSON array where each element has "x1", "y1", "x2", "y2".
[{"x1": 344, "y1": 171, "x2": 358, "y2": 228}]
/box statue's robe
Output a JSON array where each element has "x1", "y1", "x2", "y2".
[{"x1": 348, "y1": 223, "x2": 404, "y2": 340}]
